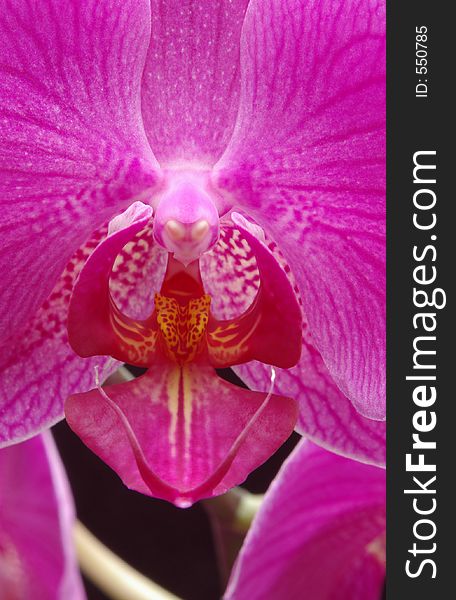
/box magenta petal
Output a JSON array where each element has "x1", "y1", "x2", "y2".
[
  {"x1": 0, "y1": 0, "x2": 160, "y2": 342},
  {"x1": 215, "y1": 0, "x2": 386, "y2": 419},
  {"x1": 336, "y1": 551, "x2": 386, "y2": 600},
  {"x1": 226, "y1": 441, "x2": 385, "y2": 600},
  {"x1": 110, "y1": 220, "x2": 168, "y2": 322},
  {"x1": 142, "y1": 0, "x2": 249, "y2": 165},
  {"x1": 0, "y1": 433, "x2": 84, "y2": 599},
  {"x1": 236, "y1": 327, "x2": 385, "y2": 466},
  {"x1": 0, "y1": 231, "x2": 115, "y2": 447},
  {"x1": 65, "y1": 364, "x2": 297, "y2": 506}
]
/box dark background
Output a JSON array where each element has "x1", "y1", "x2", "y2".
[
  {"x1": 387, "y1": 0, "x2": 451, "y2": 597},
  {"x1": 53, "y1": 367, "x2": 299, "y2": 600}
]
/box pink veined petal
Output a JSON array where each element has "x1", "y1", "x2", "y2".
[
  {"x1": 235, "y1": 330, "x2": 385, "y2": 466},
  {"x1": 225, "y1": 440, "x2": 385, "y2": 600},
  {"x1": 65, "y1": 363, "x2": 297, "y2": 507},
  {"x1": 214, "y1": 0, "x2": 386, "y2": 419},
  {"x1": 142, "y1": 0, "x2": 249, "y2": 165},
  {"x1": 0, "y1": 0, "x2": 160, "y2": 343},
  {"x1": 0, "y1": 231, "x2": 116, "y2": 448},
  {"x1": 0, "y1": 433, "x2": 85, "y2": 599}
]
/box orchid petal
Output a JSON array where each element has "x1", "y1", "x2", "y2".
[
  {"x1": 236, "y1": 339, "x2": 385, "y2": 466},
  {"x1": 225, "y1": 440, "x2": 385, "y2": 600},
  {"x1": 0, "y1": 231, "x2": 115, "y2": 447},
  {"x1": 0, "y1": 0, "x2": 160, "y2": 343},
  {"x1": 142, "y1": 0, "x2": 249, "y2": 165},
  {"x1": 206, "y1": 214, "x2": 302, "y2": 369},
  {"x1": 336, "y1": 551, "x2": 385, "y2": 600},
  {"x1": 0, "y1": 433, "x2": 85, "y2": 599},
  {"x1": 65, "y1": 364, "x2": 297, "y2": 506},
  {"x1": 110, "y1": 220, "x2": 168, "y2": 321},
  {"x1": 215, "y1": 0, "x2": 386, "y2": 419}
]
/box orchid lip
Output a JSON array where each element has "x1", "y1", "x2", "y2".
[
  {"x1": 79, "y1": 364, "x2": 284, "y2": 507},
  {"x1": 65, "y1": 203, "x2": 301, "y2": 503}
]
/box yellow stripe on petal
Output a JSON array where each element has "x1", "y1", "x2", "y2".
[{"x1": 166, "y1": 366, "x2": 180, "y2": 458}]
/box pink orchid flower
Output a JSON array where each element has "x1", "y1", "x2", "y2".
[
  {"x1": 225, "y1": 441, "x2": 386, "y2": 600},
  {"x1": 0, "y1": 433, "x2": 85, "y2": 599},
  {"x1": 0, "y1": 0, "x2": 385, "y2": 504}
]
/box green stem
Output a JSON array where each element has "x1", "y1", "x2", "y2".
[
  {"x1": 204, "y1": 489, "x2": 263, "y2": 586},
  {"x1": 75, "y1": 521, "x2": 181, "y2": 600}
]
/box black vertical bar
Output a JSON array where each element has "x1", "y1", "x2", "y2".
[{"x1": 388, "y1": 1, "x2": 451, "y2": 597}]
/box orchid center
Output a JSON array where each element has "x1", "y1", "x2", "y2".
[{"x1": 64, "y1": 202, "x2": 302, "y2": 505}]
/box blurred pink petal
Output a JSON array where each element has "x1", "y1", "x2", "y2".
[
  {"x1": 214, "y1": 0, "x2": 386, "y2": 419},
  {"x1": 0, "y1": 0, "x2": 160, "y2": 344},
  {"x1": 226, "y1": 441, "x2": 385, "y2": 600},
  {"x1": 0, "y1": 433, "x2": 84, "y2": 599}
]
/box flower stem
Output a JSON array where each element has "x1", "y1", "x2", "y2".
[
  {"x1": 204, "y1": 489, "x2": 263, "y2": 586},
  {"x1": 74, "y1": 521, "x2": 181, "y2": 600}
]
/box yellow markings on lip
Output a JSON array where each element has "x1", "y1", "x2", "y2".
[
  {"x1": 110, "y1": 310, "x2": 144, "y2": 336},
  {"x1": 164, "y1": 365, "x2": 195, "y2": 481},
  {"x1": 107, "y1": 292, "x2": 210, "y2": 366},
  {"x1": 182, "y1": 365, "x2": 194, "y2": 463},
  {"x1": 109, "y1": 302, "x2": 157, "y2": 364},
  {"x1": 206, "y1": 312, "x2": 262, "y2": 365},
  {"x1": 155, "y1": 293, "x2": 211, "y2": 364},
  {"x1": 166, "y1": 366, "x2": 180, "y2": 458}
]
